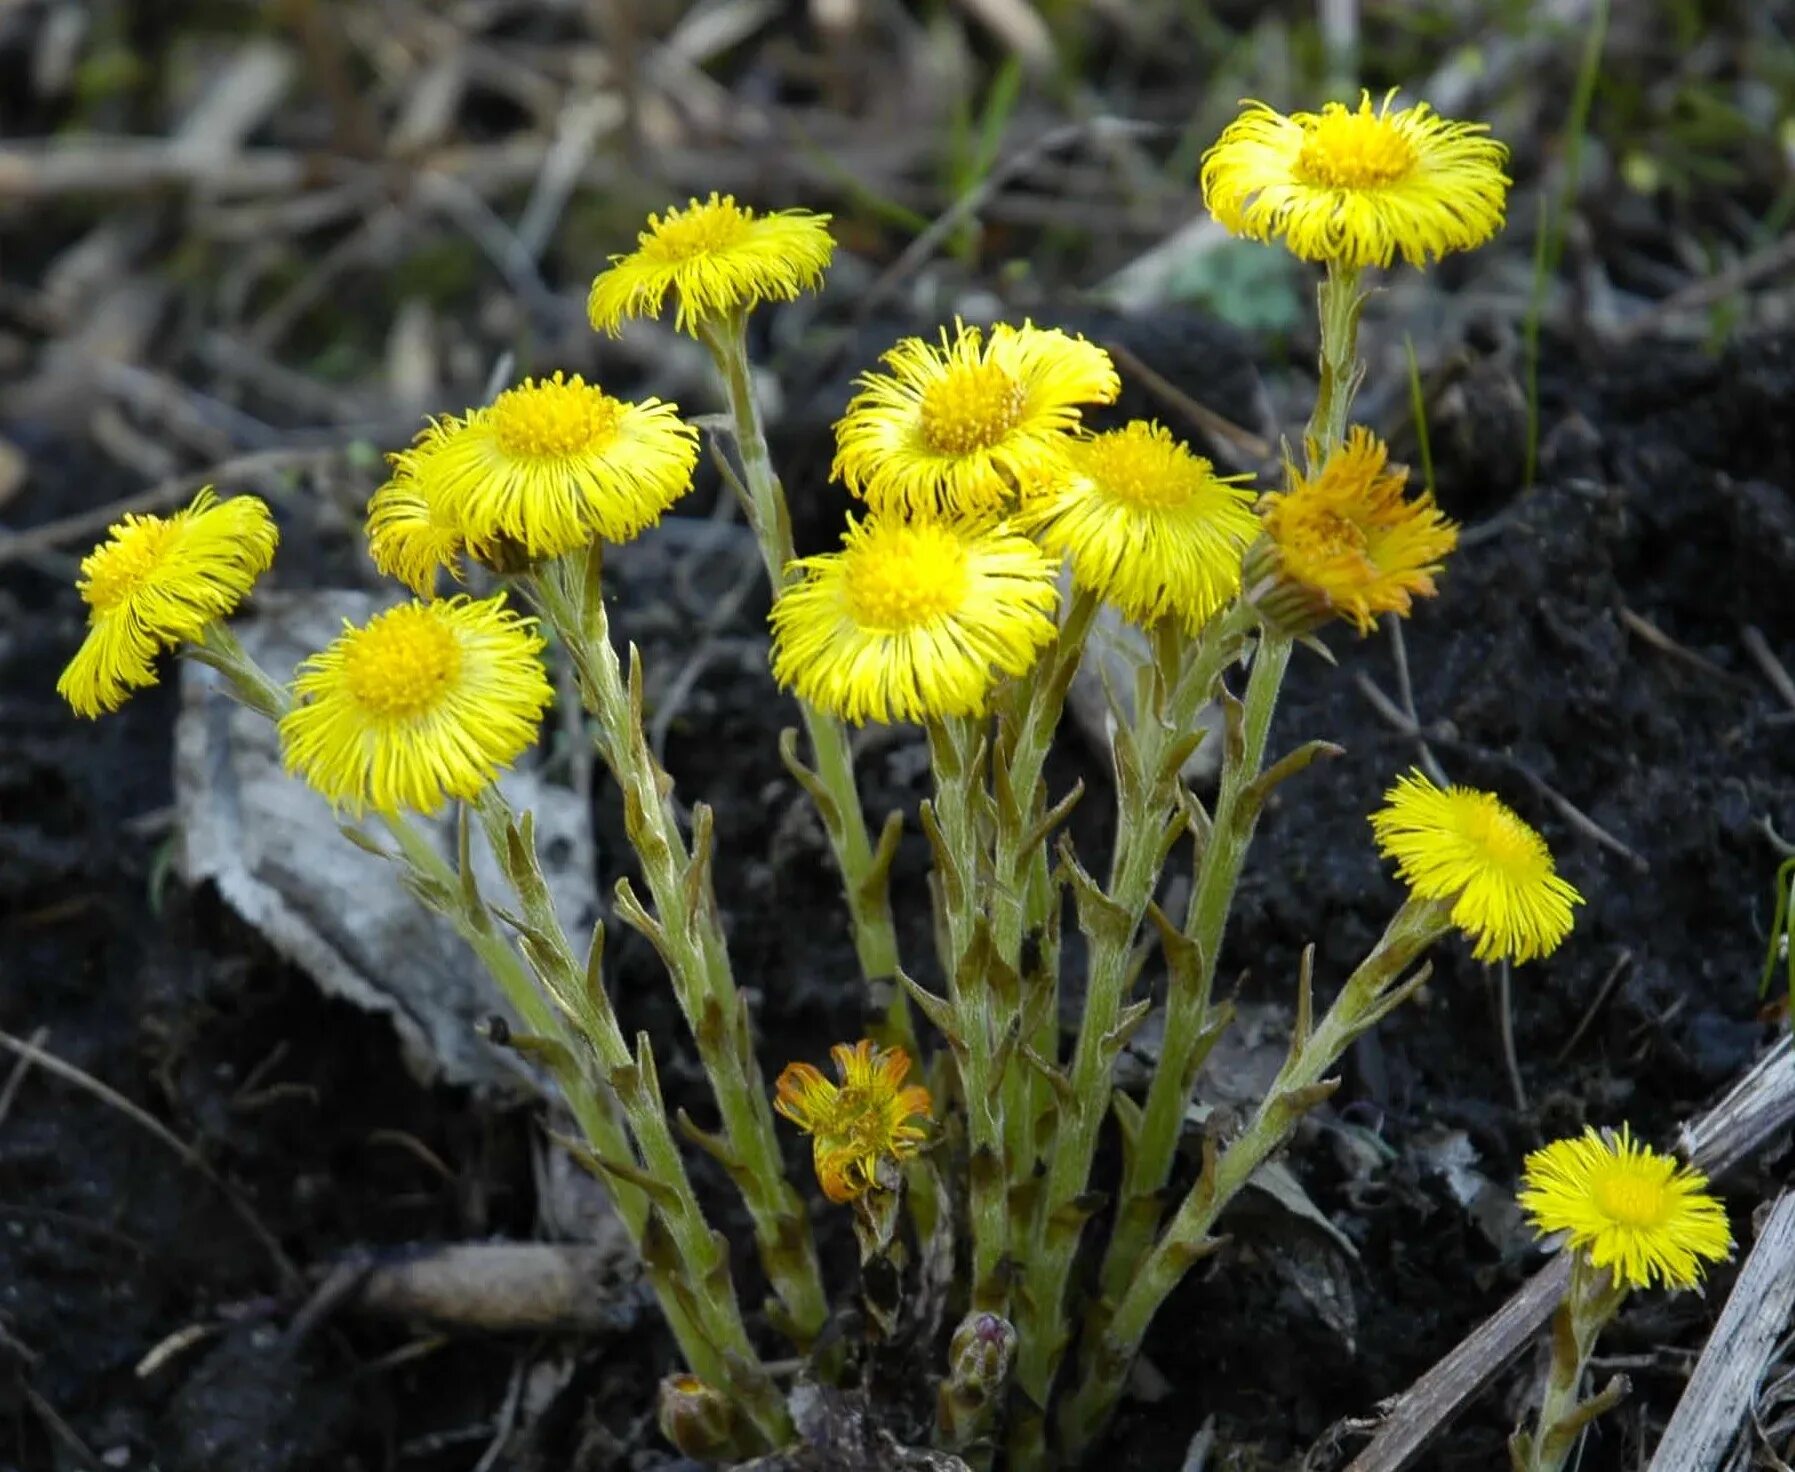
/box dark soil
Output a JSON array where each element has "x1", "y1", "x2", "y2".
[{"x1": 4, "y1": 319, "x2": 1793, "y2": 1472}]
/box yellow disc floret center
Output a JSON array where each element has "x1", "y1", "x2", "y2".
[
  {"x1": 1297, "y1": 106, "x2": 1417, "y2": 189},
  {"x1": 489, "y1": 379, "x2": 620, "y2": 459},
  {"x1": 1291, "y1": 506, "x2": 1372, "y2": 566},
  {"x1": 646, "y1": 199, "x2": 751, "y2": 262},
  {"x1": 1458, "y1": 800, "x2": 1542, "y2": 874},
  {"x1": 843, "y1": 523, "x2": 970, "y2": 631},
  {"x1": 919, "y1": 361, "x2": 1027, "y2": 456},
  {"x1": 1080, "y1": 436, "x2": 1201, "y2": 512},
  {"x1": 342, "y1": 605, "x2": 464, "y2": 719},
  {"x1": 1593, "y1": 1168, "x2": 1671, "y2": 1228},
  {"x1": 81, "y1": 517, "x2": 177, "y2": 612}
]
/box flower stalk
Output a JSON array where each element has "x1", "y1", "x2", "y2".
[
  {"x1": 1508, "y1": 1255, "x2": 1629, "y2": 1472},
  {"x1": 191, "y1": 628, "x2": 779, "y2": 1438},
  {"x1": 700, "y1": 311, "x2": 913, "y2": 1050},
  {"x1": 922, "y1": 714, "x2": 1011, "y2": 1317},
  {"x1": 528, "y1": 547, "x2": 828, "y2": 1345},
  {"x1": 1061, "y1": 896, "x2": 1454, "y2": 1455},
  {"x1": 1010, "y1": 601, "x2": 1254, "y2": 1423}
]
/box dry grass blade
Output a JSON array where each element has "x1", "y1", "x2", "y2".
[
  {"x1": 0, "y1": 1026, "x2": 300, "y2": 1291},
  {"x1": 0, "y1": 447, "x2": 338, "y2": 566}
]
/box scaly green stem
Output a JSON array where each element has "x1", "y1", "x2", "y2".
[
  {"x1": 470, "y1": 792, "x2": 792, "y2": 1447},
  {"x1": 927, "y1": 715, "x2": 1009, "y2": 1317},
  {"x1": 991, "y1": 586, "x2": 1098, "y2": 1193},
  {"x1": 1009, "y1": 606, "x2": 1251, "y2": 1440},
  {"x1": 1061, "y1": 898, "x2": 1453, "y2": 1455},
  {"x1": 1097, "y1": 632, "x2": 1292, "y2": 1305},
  {"x1": 1305, "y1": 259, "x2": 1366, "y2": 470},
  {"x1": 191, "y1": 628, "x2": 764, "y2": 1428},
  {"x1": 701, "y1": 313, "x2": 912, "y2": 1049},
  {"x1": 531, "y1": 553, "x2": 828, "y2": 1345},
  {"x1": 1510, "y1": 1255, "x2": 1629, "y2": 1472}
]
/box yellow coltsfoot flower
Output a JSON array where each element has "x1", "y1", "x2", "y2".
[
  {"x1": 367, "y1": 439, "x2": 467, "y2": 596},
  {"x1": 769, "y1": 513, "x2": 1059, "y2": 725},
  {"x1": 1014, "y1": 420, "x2": 1258, "y2": 633},
  {"x1": 280, "y1": 594, "x2": 553, "y2": 817},
  {"x1": 406, "y1": 373, "x2": 698, "y2": 562},
  {"x1": 58, "y1": 489, "x2": 278, "y2": 718},
  {"x1": 1371, "y1": 770, "x2": 1583, "y2": 964},
  {"x1": 1202, "y1": 91, "x2": 1509, "y2": 269},
  {"x1": 587, "y1": 193, "x2": 835, "y2": 336},
  {"x1": 774, "y1": 1040, "x2": 932, "y2": 1203},
  {"x1": 832, "y1": 320, "x2": 1119, "y2": 521},
  {"x1": 1519, "y1": 1126, "x2": 1732, "y2": 1290},
  {"x1": 1250, "y1": 426, "x2": 1457, "y2": 634}
]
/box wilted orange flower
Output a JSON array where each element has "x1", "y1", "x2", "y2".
[{"x1": 774, "y1": 1041, "x2": 931, "y2": 1203}]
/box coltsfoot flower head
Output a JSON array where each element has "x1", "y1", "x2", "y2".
[
  {"x1": 774, "y1": 1040, "x2": 932, "y2": 1203},
  {"x1": 832, "y1": 320, "x2": 1120, "y2": 520},
  {"x1": 1519, "y1": 1126, "x2": 1732, "y2": 1290},
  {"x1": 770, "y1": 514, "x2": 1060, "y2": 725},
  {"x1": 587, "y1": 193, "x2": 835, "y2": 336},
  {"x1": 1250, "y1": 427, "x2": 1457, "y2": 634},
  {"x1": 408, "y1": 373, "x2": 697, "y2": 561},
  {"x1": 367, "y1": 439, "x2": 467, "y2": 596},
  {"x1": 1015, "y1": 421, "x2": 1258, "y2": 632},
  {"x1": 280, "y1": 594, "x2": 553, "y2": 817},
  {"x1": 1372, "y1": 770, "x2": 1583, "y2": 964},
  {"x1": 59, "y1": 489, "x2": 278, "y2": 718},
  {"x1": 1202, "y1": 91, "x2": 1509, "y2": 269}
]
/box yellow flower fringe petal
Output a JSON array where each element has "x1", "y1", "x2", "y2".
[
  {"x1": 1371, "y1": 770, "x2": 1582, "y2": 964},
  {"x1": 774, "y1": 1040, "x2": 932, "y2": 1203},
  {"x1": 1519, "y1": 1125, "x2": 1732, "y2": 1290},
  {"x1": 832, "y1": 319, "x2": 1119, "y2": 521},
  {"x1": 1202, "y1": 91, "x2": 1509, "y2": 269},
  {"x1": 411, "y1": 373, "x2": 698, "y2": 560},
  {"x1": 279, "y1": 594, "x2": 553, "y2": 817},
  {"x1": 1015, "y1": 421, "x2": 1258, "y2": 632},
  {"x1": 770, "y1": 514, "x2": 1060, "y2": 726},
  {"x1": 588, "y1": 193, "x2": 835, "y2": 335},
  {"x1": 1257, "y1": 427, "x2": 1457, "y2": 633},
  {"x1": 367, "y1": 441, "x2": 466, "y2": 597},
  {"x1": 58, "y1": 489, "x2": 279, "y2": 718}
]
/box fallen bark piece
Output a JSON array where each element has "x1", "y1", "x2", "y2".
[
  {"x1": 1646, "y1": 1190, "x2": 1795, "y2": 1472},
  {"x1": 349, "y1": 1243, "x2": 640, "y2": 1335},
  {"x1": 175, "y1": 589, "x2": 600, "y2": 1091}
]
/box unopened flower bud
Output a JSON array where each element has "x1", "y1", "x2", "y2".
[
  {"x1": 948, "y1": 1311, "x2": 1017, "y2": 1397},
  {"x1": 656, "y1": 1373, "x2": 736, "y2": 1459}
]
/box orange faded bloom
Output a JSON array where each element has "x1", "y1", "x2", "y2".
[
  {"x1": 774, "y1": 1041, "x2": 931, "y2": 1203},
  {"x1": 1252, "y1": 427, "x2": 1457, "y2": 634}
]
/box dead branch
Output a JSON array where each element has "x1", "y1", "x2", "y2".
[{"x1": 1647, "y1": 1191, "x2": 1795, "y2": 1472}]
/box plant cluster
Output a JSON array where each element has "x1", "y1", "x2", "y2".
[{"x1": 61, "y1": 92, "x2": 1734, "y2": 1469}]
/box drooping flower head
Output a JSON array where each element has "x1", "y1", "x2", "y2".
[
  {"x1": 1014, "y1": 421, "x2": 1258, "y2": 632},
  {"x1": 280, "y1": 594, "x2": 553, "y2": 817},
  {"x1": 1519, "y1": 1126, "x2": 1732, "y2": 1290},
  {"x1": 1251, "y1": 427, "x2": 1457, "y2": 634},
  {"x1": 367, "y1": 438, "x2": 467, "y2": 596},
  {"x1": 1202, "y1": 91, "x2": 1509, "y2": 269},
  {"x1": 1371, "y1": 770, "x2": 1582, "y2": 964},
  {"x1": 774, "y1": 1041, "x2": 932, "y2": 1203},
  {"x1": 405, "y1": 373, "x2": 697, "y2": 562},
  {"x1": 832, "y1": 320, "x2": 1120, "y2": 521},
  {"x1": 587, "y1": 193, "x2": 835, "y2": 336},
  {"x1": 770, "y1": 514, "x2": 1060, "y2": 725},
  {"x1": 58, "y1": 489, "x2": 278, "y2": 718}
]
